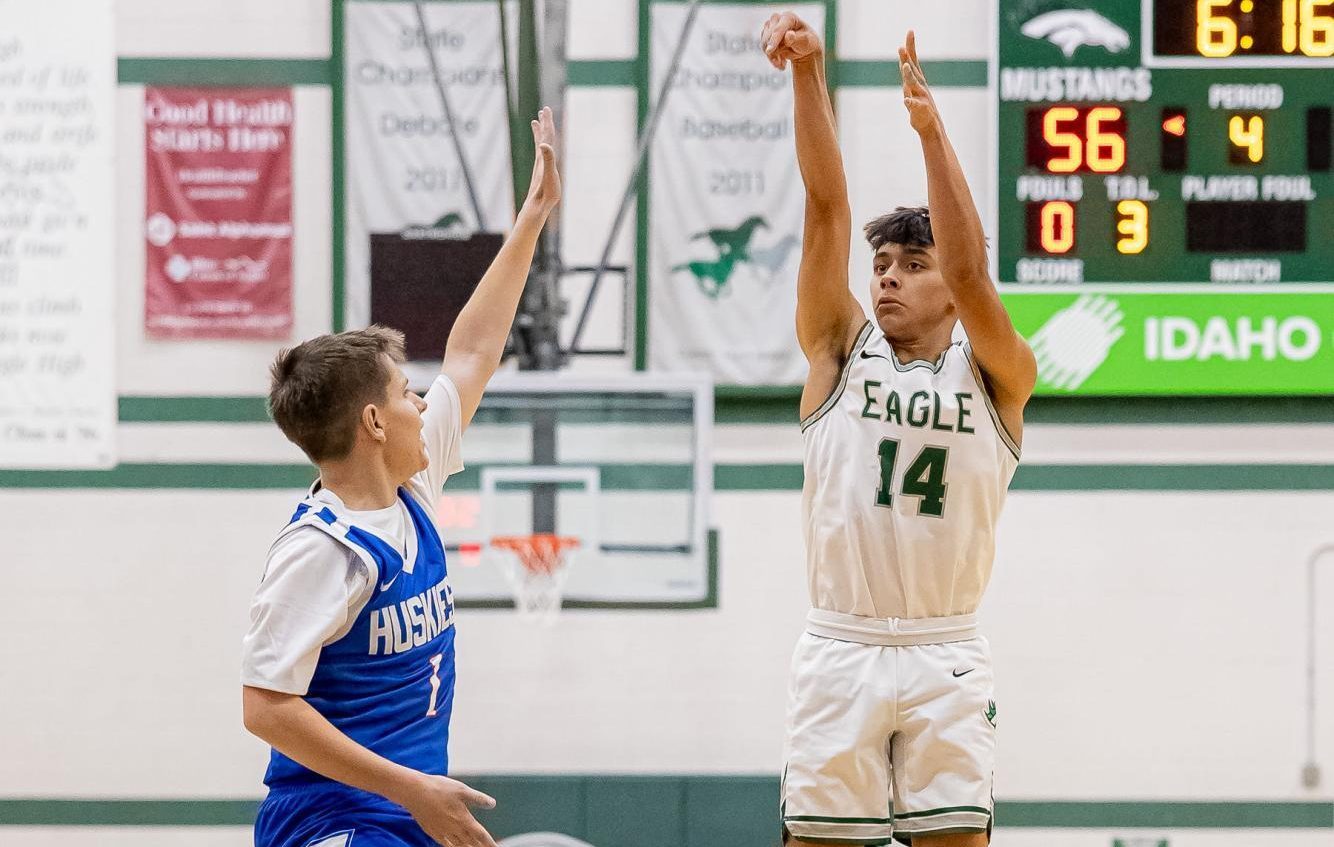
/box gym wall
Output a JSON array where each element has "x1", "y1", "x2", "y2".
[{"x1": 1, "y1": 2, "x2": 1331, "y2": 846}]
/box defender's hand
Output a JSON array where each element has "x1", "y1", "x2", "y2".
[
  {"x1": 397, "y1": 774, "x2": 498, "y2": 847},
  {"x1": 761, "y1": 11, "x2": 822, "y2": 70},
  {"x1": 522, "y1": 106, "x2": 561, "y2": 216},
  {"x1": 899, "y1": 31, "x2": 941, "y2": 135}
]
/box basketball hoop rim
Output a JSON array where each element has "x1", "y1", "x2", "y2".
[{"x1": 490, "y1": 533, "x2": 581, "y2": 577}]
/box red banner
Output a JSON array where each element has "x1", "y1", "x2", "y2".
[{"x1": 144, "y1": 87, "x2": 293, "y2": 339}]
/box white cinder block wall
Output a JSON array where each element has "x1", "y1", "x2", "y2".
[{"x1": 3, "y1": 2, "x2": 1332, "y2": 846}]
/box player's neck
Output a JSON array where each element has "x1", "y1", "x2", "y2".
[
  {"x1": 317, "y1": 455, "x2": 400, "y2": 511},
  {"x1": 885, "y1": 324, "x2": 955, "y2": 367}
]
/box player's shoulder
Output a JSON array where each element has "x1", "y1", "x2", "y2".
[{"x1": 265, "y1": 521, "x2": 364, "y2": 581}]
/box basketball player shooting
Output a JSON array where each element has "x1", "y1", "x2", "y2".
[
  {"x1": 239, "y1": 108, "x2": 561, "y2": 847},
  {"x1": 762, "y1": 12, "x2": 1035, "y2": 847}
]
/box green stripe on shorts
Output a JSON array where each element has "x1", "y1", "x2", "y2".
[
  {"x1": 893, "y1": 805, "x2": 991, "y2": 820},
  {"x1": 786, "y1": 815, "x2": 894, "y2": 824}
]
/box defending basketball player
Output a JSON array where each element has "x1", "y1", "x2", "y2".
[
  {"x1": 762, "y1": 12, "x2": 1035, "y2": 847},
  {"x1": 239, "y1": 108, "x2": 561, "y2": 847}
]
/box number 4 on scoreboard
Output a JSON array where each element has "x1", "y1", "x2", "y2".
[{"x1": 1229, "y1": 114, "x2": 1265, "y2": 164}]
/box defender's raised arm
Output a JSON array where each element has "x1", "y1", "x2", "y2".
[
  {"x1": 763, "y1": 12, "x2": 862, "y2": 370},
  {"x1": 900, "y1": 32, "x2": 1036, "y2": 417},
  {"x1": 442, "y1": 106, "x2": 562, "y2": 428}
]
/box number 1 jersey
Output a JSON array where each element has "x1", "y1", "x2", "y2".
[{"x1": 800, "y1": 322, "x2": 1020, "y2": 620}]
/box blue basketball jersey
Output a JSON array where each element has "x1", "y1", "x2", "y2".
[{"x1": 263, "y1": 487, "x2": 457, "y2": 790}]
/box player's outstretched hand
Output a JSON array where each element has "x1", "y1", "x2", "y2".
[
  {"x1": 522, "y1": 105, "x2": 561, "y2": 217},
  {"x1": 899, "y1": 31, "x2": 941, "y2": 135},
  {"x1": 399, "y1": 774, "x2": 498, "y2": 847},
  {"x1": 761, "y1": 11, "x2": 822, "y2": 70}
]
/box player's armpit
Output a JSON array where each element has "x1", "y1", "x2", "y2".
[{"x1": 956, "y1": 298, "x2": 1037, "y2": 409}]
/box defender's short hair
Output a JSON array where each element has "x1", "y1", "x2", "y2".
[
  {"x1": 864, "y1": 206, "x2": 933, "y2": 250},
  {"x1": 268, "y1": 325, "x2": 406, "y2": 463}
]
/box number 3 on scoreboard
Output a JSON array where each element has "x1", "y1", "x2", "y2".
[{"x1": 1115, "y1": 200, "x2": 1150, "y2": 255}]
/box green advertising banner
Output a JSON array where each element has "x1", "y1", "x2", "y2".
[{"x1": 1005, "y1": 292, "x2": 1334, "y2": 395}]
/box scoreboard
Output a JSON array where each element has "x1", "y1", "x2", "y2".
[{"x1": 995, "y1": 0, "x2": 1334, "y2": 394}]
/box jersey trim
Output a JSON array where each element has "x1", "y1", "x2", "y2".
[
  {"x1": 888, "y1": 340, "x2": 960, "y2": 373},
  {"x1": 962, "y1": 343, "x2": 1021, "y2": 461},
  {"x1": 800, "y1": 321, "x2": 876, "y2": 433}
]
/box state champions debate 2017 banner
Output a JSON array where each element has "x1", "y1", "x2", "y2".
[
  {"x1": 143, "y1": 87, "x2": 294, "y2": 339},
  {"x1": 343, "y1": 1, "x2": 514, "y2": 332},
  {"x1": 649, "y1": 3, "x2": 824, "y2": 385}
]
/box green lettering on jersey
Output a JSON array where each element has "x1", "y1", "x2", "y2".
[
  {"x1": 872, "y1": 438, "x2": 952, "y2": 518},
  {"x1": 874, "y1": 437, "x2": 899, "y2": 507},
  {"x1": 902, "y1": 445, "x2": 949, "y2": 517},
  {"x1": 884, "y1": 390, "x2": 903, "y2": 424},
  {"x1": 955, "y1": 392, "x2": 975, "y2": 434},
  {"x1": 930, "y1": 392, "x2": 953, "y2": 431},
  {"x1": 906, "y1": 391, "x2": 930, "y2": 428},
  {"x1": 861, "y1": 380, "x2": 882, "y2": 420}
]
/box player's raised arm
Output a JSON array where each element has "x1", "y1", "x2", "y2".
[
  {"x1": 441, "y1": 106, "x2": 561, "y2": 428},
  {"x1": 899, "y1": 32, "x2": 1036, "y2": 411},
  {"x1": 763, "y1": 12, "x2": 862, "y2": 365}
]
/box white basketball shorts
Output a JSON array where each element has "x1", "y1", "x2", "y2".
[{"x1": 781, "y1": 610, "x2": 996, "y2": 845}]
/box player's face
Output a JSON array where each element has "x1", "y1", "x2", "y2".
[
  {"x1": 380, "y1": 359, "x2": 429, "y2": 482},
  {"x1": 869, "y1": 243, "x2": 955, "y2": 340}
]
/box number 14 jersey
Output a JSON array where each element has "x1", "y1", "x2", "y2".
[{"x1": 800, "y1": 322, "x2": 1020, "y2": 620}]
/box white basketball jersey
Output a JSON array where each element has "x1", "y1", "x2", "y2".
[{"x1": 801, "y1": 321, "x2": 1020, "y2": 619}]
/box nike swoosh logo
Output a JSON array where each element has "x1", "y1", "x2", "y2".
[
  {"x1": 952, "y1": 668, "x2": 975, "y2": 678},
  {"x1": 860, "y1": 350, "x2": 890, "y2": 361},
  {"x1": 380, "y1": 574, "x2": 400, "y2": 591}
]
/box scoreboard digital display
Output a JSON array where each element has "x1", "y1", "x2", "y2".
[{"x1": 995, "y1": 0, "x2": 1334, "y2": 395}]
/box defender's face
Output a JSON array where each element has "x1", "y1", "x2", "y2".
[
  {"x1": 869, "y1": 243, "x2": 955, "y2": 340},
  {"x1": 380, "y1": 358, "x2": 429, "y2": 481}
]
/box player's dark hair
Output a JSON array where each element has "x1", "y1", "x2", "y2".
[
  {"x1": 267, "y1": 325, "x2": 406, "y2": 463},
  {"x1": 864, "y1": 206, "x2": 933, "y2": 250}
]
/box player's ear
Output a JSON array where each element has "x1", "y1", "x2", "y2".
[{"x1": 361, "y1": 403, "x2": 387, "y2": 443}]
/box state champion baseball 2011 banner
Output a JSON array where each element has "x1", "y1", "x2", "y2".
[
  {"x1": 343, "y1": 0, "x2": 514, "y2": 332},
  {"x1": 144, "y1": 87, "x2": 294, "y2": 339},
  {"x1": 648, "y1": 3, "x2": 824, "y2": 385},
  {"x1": 0, "y1": 0, "x2": 117, "y2": 469}
]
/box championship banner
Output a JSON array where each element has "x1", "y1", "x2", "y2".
[
  {"x1": 344, "y1": 1, "x2": 514, "y2": 337},
  {"x1": 143, "y1": 87, "x2": 294, "y2": 339},
  {"x1": 648, "y1": 3, "x2": 823, "y2": 385},
  {"x1": 0, "y1": 0, "x2": 116, "y2": 469}
]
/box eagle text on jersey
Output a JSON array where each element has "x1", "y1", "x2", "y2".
[{"x1": 859, "y1": 382, "x2": 976, "y2": 434}]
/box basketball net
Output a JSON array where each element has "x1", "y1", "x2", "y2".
[{"x1": 491, "y1": 534, "x2": 579, "y2": 622}]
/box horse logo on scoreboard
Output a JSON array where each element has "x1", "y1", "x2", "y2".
[{"x1": 1020, "y1": 8, "x2": 1131, "y2": 58}]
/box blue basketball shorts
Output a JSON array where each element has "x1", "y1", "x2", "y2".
[{"x1": 255, "y1": 783, "x2": 436, "y2": 847}]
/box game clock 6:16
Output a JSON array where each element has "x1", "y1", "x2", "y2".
[{"x1": 1155, "y1": 0, "x2": 1334, "y2": 58}]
